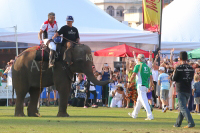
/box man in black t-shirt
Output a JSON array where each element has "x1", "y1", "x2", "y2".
[
  {"x1": 172, "y1": 51, "x2": 195, "y2": 128},
  {"x1": 52, "y1": 16, "x2": 80, "y2": 65}
]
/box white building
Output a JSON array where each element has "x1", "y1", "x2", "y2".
[
  {"x1": 90, "y1": 0, "x2": 173, "y2": 27},
  {"x1": 90, "y1": 0, "x2": 143, "y2": 22}
]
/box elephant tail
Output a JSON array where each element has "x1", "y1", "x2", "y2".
[{"x1": 12, "y1": 85, "x2": 14, "y2": 106}]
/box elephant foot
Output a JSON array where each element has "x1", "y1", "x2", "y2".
[
  {"x1": 27, "y1": 108, "x2": 41, "y2": 117},
  {"x1": 28, "y1": 112, "x2": 42, "y2": 117},
  {"x1": 57, "y1": 112, "x2": 70, "y2": 117},
  {"x1": 14, "y1": 112, "x2": 26, "y2": 117}
]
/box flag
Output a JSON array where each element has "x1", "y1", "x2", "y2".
[{"x1": 143, "y1": 0, "x2": 162, "y2": 32}]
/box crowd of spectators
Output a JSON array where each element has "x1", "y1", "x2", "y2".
[
  {"x1": 0, "y1": 49, "x2": 200, "y2": 114},
  {"x1": 67, "y1": 48, "x2": 200, "y2": 114}
]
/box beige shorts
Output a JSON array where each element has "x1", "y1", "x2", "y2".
[
  {"x1": 194, "y1": 97, "x2": 200, "y2": 105},
  {"x1": 160, "y1": 89, "x2": 169, "y2": 100}
]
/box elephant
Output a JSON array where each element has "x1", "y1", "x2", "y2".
[{"x1": 12, "y1": 44, "x2": 110, "y2": 117}]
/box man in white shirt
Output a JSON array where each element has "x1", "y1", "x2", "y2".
[{"x1": 38, "y1": 12, "x2": 58, "y2": 68}]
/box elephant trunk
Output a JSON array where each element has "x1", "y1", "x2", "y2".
[{"x1": 83, "y1": 68, "x2": 110, "y2": 86}]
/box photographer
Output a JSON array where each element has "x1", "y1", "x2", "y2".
[
  {"x1": 101, "y1": 63, "x2": 111, "y2": 107},
  {"x1": 71, "y1": 73, "x2": 87, "y2": 107}
]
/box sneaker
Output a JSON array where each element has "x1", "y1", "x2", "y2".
[
  {"x1": 164, "y1": 106, "x2": 169, "y2": 113},
  {"x1": 128, "y1": 112, "x2": 136, "y2": 119},
  {"x1": 173, "y1": 124, "x2": 180, "y2": 127},
  {"x1": 92, "y1": 105, "x2": 98, "y2": 108},
  {"x1": 183, "y1": 125, "x2": 195, "y2": 128},
  {"x1": 162, "y1": 108, "x2": 165, "y2": 113},
  {"x1": 103, "y1": 104, "x2": 106, "y2": 107},
  {"x1": 145, "y1": 117, "x2": 154, "y2": 120},
  {"x1": 170, "y1": 109, "x2": 172, "y2": 111},
  {"x1": 83, "y1": 106, "x2": 88, "y2": 108}
]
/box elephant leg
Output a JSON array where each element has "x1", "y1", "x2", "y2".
[
  {"x1": 15, "y1": 90, "x2": 27, "y2": 117},
  {"x1": 56, "y1": 82, "x2": 71, "y2": 117},
  {"x1": 27, "y1": 87, "x2": 41, "y2": 117}
]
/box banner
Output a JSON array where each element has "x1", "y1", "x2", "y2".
[
  {"x1": 0, "y1": 83, "x2": 16, "y2": 99},
  {"x1": 143, "y1": 0, "x2": 162, "y2": 32}
]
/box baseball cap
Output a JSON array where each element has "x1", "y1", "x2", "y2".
[
  {"x1": 159, "y1": 67, "x2": 165, "y2": 71},
  {"x1": 66, "y1": 16, "x2": 74, "y2": 21},
  {"x1": 137, "y1": 54, "x2": 145, "y2": 59}
]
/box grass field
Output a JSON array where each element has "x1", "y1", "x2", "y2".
[{"x1": 0, "y1": 106, "x2": 200, "y2": 133}]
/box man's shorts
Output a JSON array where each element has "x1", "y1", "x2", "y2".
[
  {"x1": 46, "y1": 85, "x2": 56, "y2": 93},
  {"x1": 147, "y1": 91, "x2": 152, "y2": 100},
  {"x1": 194, "y1": 97, "x2": 200, "y2": 105},
  {"x1": 160, "y1": 89, "x2": 169, "y2": 100},
  {"x1": 156, "y1": 85, "x2": 161, "y2": 97}
]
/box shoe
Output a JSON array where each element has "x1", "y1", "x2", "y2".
[
  {"x1": 103, "y1": 104, "x2": 106, "y2": 107},
  {"x1": 145, "y1": 117, "x2": 154, "y2": 120},
  {"x1": 128, "y1": 112, "x2": 136, "y2": 119},
  {"x1": 173, "y1": 124, "x2": 180, "y2": 127},
  {"x1": 164, "y1": 106, "x2": 168, "y2": 113},
  {"x1": 83, "y1": 106, "x2": 88, "y2": 108},
  {"x1": 183, "y1": 125, "x2": 195, "y2": 128},
  {"x1": 162, "y1": 108, "x2": 165, "y2": 113},
  {"x1": 170, "y1": 109, "x2": 172, "y2": 111},
  {"x1": 92, "y1": 105, "x2": 98, "y2": 108}
]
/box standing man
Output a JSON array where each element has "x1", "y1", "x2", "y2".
[
  {"x1": 52, "y1": 16, "x2": 80, "y2": 66},
  {"x1": 38, "y1": 12, "x2": 58, "y2": 68},
  {"x1": 172, "y1": 51, "x2": 195, "y2": 128},
  {"x1": 128, "y1": 54, "x2": 154, "y2": 120}
]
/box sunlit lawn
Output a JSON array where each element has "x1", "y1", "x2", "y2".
[{"x1": 0, "y1": 106, "x2": 200, "y2": 133}]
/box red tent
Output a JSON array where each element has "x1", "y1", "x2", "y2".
[{"x1": 94, "y1": 44, "x2": 154, "y2": 58}]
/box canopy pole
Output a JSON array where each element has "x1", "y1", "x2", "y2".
[
  {"x1": 14, "y1": 25, "x2": 18, "y2": 56},
  {"x1": 158, "y1": 0, "x2": 163, "y2": 50}
]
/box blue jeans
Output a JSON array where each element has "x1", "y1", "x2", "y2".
[{"x1": 175, "y1": 92, "x2": 195, "y2": 127}]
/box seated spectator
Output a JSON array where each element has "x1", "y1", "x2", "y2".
[
  {"x1": 158, "y1": 67, "x2": 170, "y2": 113},
  {"x1": 2, "y1": 73, "x2": 7, "y2": 82},
  {"x1": 192, "y1": 74, "x2": 200, "y2": 113},
  {"x1": 71, "y1": 73, "x2": 87, "y2": 107},
  {"x1": 110, "y1": 83, "x2": 125, "y2": 108},
  {"x1": 108, "y1": 75, "x2": 118, "y2": 107}
]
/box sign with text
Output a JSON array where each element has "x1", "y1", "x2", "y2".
[
  {"x1": 143, "y1": 0, "x2": 162, "y2": 32},
  {"x1": 114, "y1": 61, "x2": 126, "y2": 69},
  {"x1": 0, "y1": 83, "x2": 16, "y2": 99}
]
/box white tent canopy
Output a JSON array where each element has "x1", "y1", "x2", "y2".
[
  {"x1": 0, "y1": 0, "x2": 158, "y2": 46},
  {"x1": 161, "y1": 0, "x2": 200, "y2": 50}
]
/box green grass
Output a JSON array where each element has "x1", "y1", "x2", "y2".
[{"x1": 0, "y1": 106, "x2": 200, "y2": 133}]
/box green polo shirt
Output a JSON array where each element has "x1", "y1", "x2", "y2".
[{"x1": 133, "y1": 62, "x2": 152, "y2": 88}]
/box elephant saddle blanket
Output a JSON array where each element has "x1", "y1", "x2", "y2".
[{"x1": 34, "y1": 45, "x2": 61, "y2": 62}]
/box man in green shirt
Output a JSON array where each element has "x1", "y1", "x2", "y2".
[{"x1": 128, "y1": 54, "x2": 154, "y2": 120}]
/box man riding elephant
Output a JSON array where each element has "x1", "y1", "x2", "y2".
[
  {"x1": 52, "y1": 15, "x2": 80, "y2": 66},
  {"x1": 38, "y1": 12, "x2": 59, "y2": 68}
]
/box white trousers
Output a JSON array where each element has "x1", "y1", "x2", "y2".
[
  {"x1": 110, "y1": 98, "x2": 122, "y2": 108},
  {"x1": 43, "y1": 39, "x2": 56, "y2": 51},
  {"x1": 132, "y1": 85, "x2": 153, "y2": 119}
]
